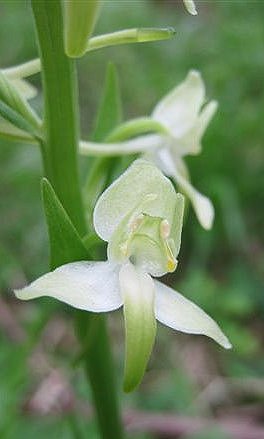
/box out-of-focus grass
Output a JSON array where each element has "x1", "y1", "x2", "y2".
[{"x1": 0, "y1": 1, "x2": 263, "y2": 438}]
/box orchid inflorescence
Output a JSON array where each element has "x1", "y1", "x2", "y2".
[
  {"x1": 3, "y1": 0, "x2": 232, "y2": 394},
  {"x1": 79, "y1": 70, "x2": 217, "y2": 230}
]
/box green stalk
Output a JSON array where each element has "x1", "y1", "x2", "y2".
[
  {"x1": 76, "y1": 313, "x2": 124, "y2": 439},
  {"x1": 31, "y1": 0, "x2": 85, "y2": 232},
  {"x1": 31, "y1": 1, "x2": 123, "y2": 438}
]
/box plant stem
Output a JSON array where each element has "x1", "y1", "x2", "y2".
[
  {"x1": 76, "y1": 313, "x2": 124, "y2": 439},
  {"x1": 31, "y1": 1, "x2": 124, "y2": 438},
  {"x1": 31, "y1": 0, "x2": 85, "y2": 233}
]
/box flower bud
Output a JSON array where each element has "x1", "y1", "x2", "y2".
[
  {"x1": 0, "y1": 71, "x2": 41, "y2": 134},
  {"x1": 64, "y1": 0, "x2": 101, "y2": 57}
]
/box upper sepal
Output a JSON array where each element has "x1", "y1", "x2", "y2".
[
  {"x1": 94, "y1": 159, "x2": 184, "y2": 276},
  {"x1": 93, "y1": 159, "x2": 178, "y2": 241}
]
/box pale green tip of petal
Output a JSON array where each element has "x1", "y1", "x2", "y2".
[
  {"x1": 195, "y1": 192, "x2": 215, "y2": 230},
  {"x1": 14, "y1": 287, "x2": 33, "y2": 300},
  {"x1": 222, "y1": 337, "x2": 232, "y2": 350},
  {"x1": 137, "y1": 27, "x2": 176, "y2": 43}
]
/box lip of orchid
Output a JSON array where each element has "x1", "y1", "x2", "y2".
[{"x1": 113, "y1": 211, "x2": 177, "y2": 275}]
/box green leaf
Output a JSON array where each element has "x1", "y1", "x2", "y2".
[
  {"x1": 84, "y1": 63, "x2": 123, "y2": 229},
  {"x1": 41, "y1": 178, "x2": 89, "y2": 269},
  {"x1": 83, "y1": 156, "x2": 115, "y2": 229},
  {"x1": 92, "y1": 62, "x2": 122, "y2": 142}
]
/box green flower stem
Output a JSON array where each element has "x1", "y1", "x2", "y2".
[
  {"x1": 76, "y1": 313, "x2": 124, "y2": 439},
  {"x1": 31, "y1": 1, "x2": 123, "y2": 438},
  {"x1": 3, "y1": 59, "x2": 41, "y2": 79},
  {"x1": 79, "y1": 134, "x2": 161, "y2": 156},
  {"x1": 31, "y1": 0, "x2": 84, "y2": 232},
  {"x1": 3, "y1": 27, "x2": 175, "y2": 79},
  {"x1": 105, "y1": 117, "x2": 167, "y2": 142},
  {"x1": 85, "y1": 27, "x2": 176, "y2": 52}
]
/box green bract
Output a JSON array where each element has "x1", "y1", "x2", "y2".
[{"x1": 14, "y1": 160, "x2": 231, "y2": 392}]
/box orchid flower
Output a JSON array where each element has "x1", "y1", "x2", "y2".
[
  {"x1": 79, "y1": 71, "x2": 218, "y2": 230},
  {"x1": 14, "y1": 160, "x2": 231, "y2": 391},
  {"x1": 146, "y1": 70, "x2": 217, "y2": 230}
]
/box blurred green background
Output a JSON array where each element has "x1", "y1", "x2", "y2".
[{"x1": 0, "y1": 1, "x2": 263, "y2": 438}]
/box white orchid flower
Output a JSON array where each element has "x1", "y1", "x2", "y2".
[
  {"x1": 145, "y1": 70, "x2": 218, "y2": 230},
  {"x1": 79, "y1": 71, "x2": 217, "y2": 230},
  {"x1": 14, "y1": 160, "x2": 231, "y2": 391}
]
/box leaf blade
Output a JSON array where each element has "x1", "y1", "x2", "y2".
[{"x1": 41, "y1": 178, "x2": 89, "y2": 269}]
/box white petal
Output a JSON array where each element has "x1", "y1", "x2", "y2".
[
  {"x1": 154, "y1": 280, "x2": 232, "y2": 349},
  {"x1": 180, "y1": 100, "x2": 218, "y2": 156},
  {"x1": 157, "y1": 148, "x2": 214, "y2": 230},
  {"x1": 183, "y1": 0, "x2": 197, "y2": 15},
  {"x1": 14, "y1": 261, "x2": 122, "y2": 312},
  {"x1": 119, "y1": 263, "x2": 156, "y2": 392},
  {"x1": 152, "y1": 71, "x2": 205, "y2": 138},
  {"x1": 197, "y1": 101, "x2": 218, "y2": 141},
  {"x1": 94, "y1": 159, "x2": 178, "y2": 241}
]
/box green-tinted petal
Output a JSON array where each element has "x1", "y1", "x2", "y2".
[
  {"x1": 93, "y1": 159, "x2": 177, "y2": 241},
  {"x1": 119, "y1": 263, "x2": 157, "y2": 392},
  {"x1": 155, "y1": 280, "x2": 232, "y2": 349},
  {"x1": 109, "y1": 213, "x2": 178, "y2": 277},
  {"x1": 15, "y1": 261, "x2": 122, "y2": 312},
  {"x1": 170, "y1": 193, "x2": 184, "y2": 256}
]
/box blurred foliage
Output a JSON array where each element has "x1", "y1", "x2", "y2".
[{"x1": 0, "y1": 1, "x2": 263, "y2": 438}]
